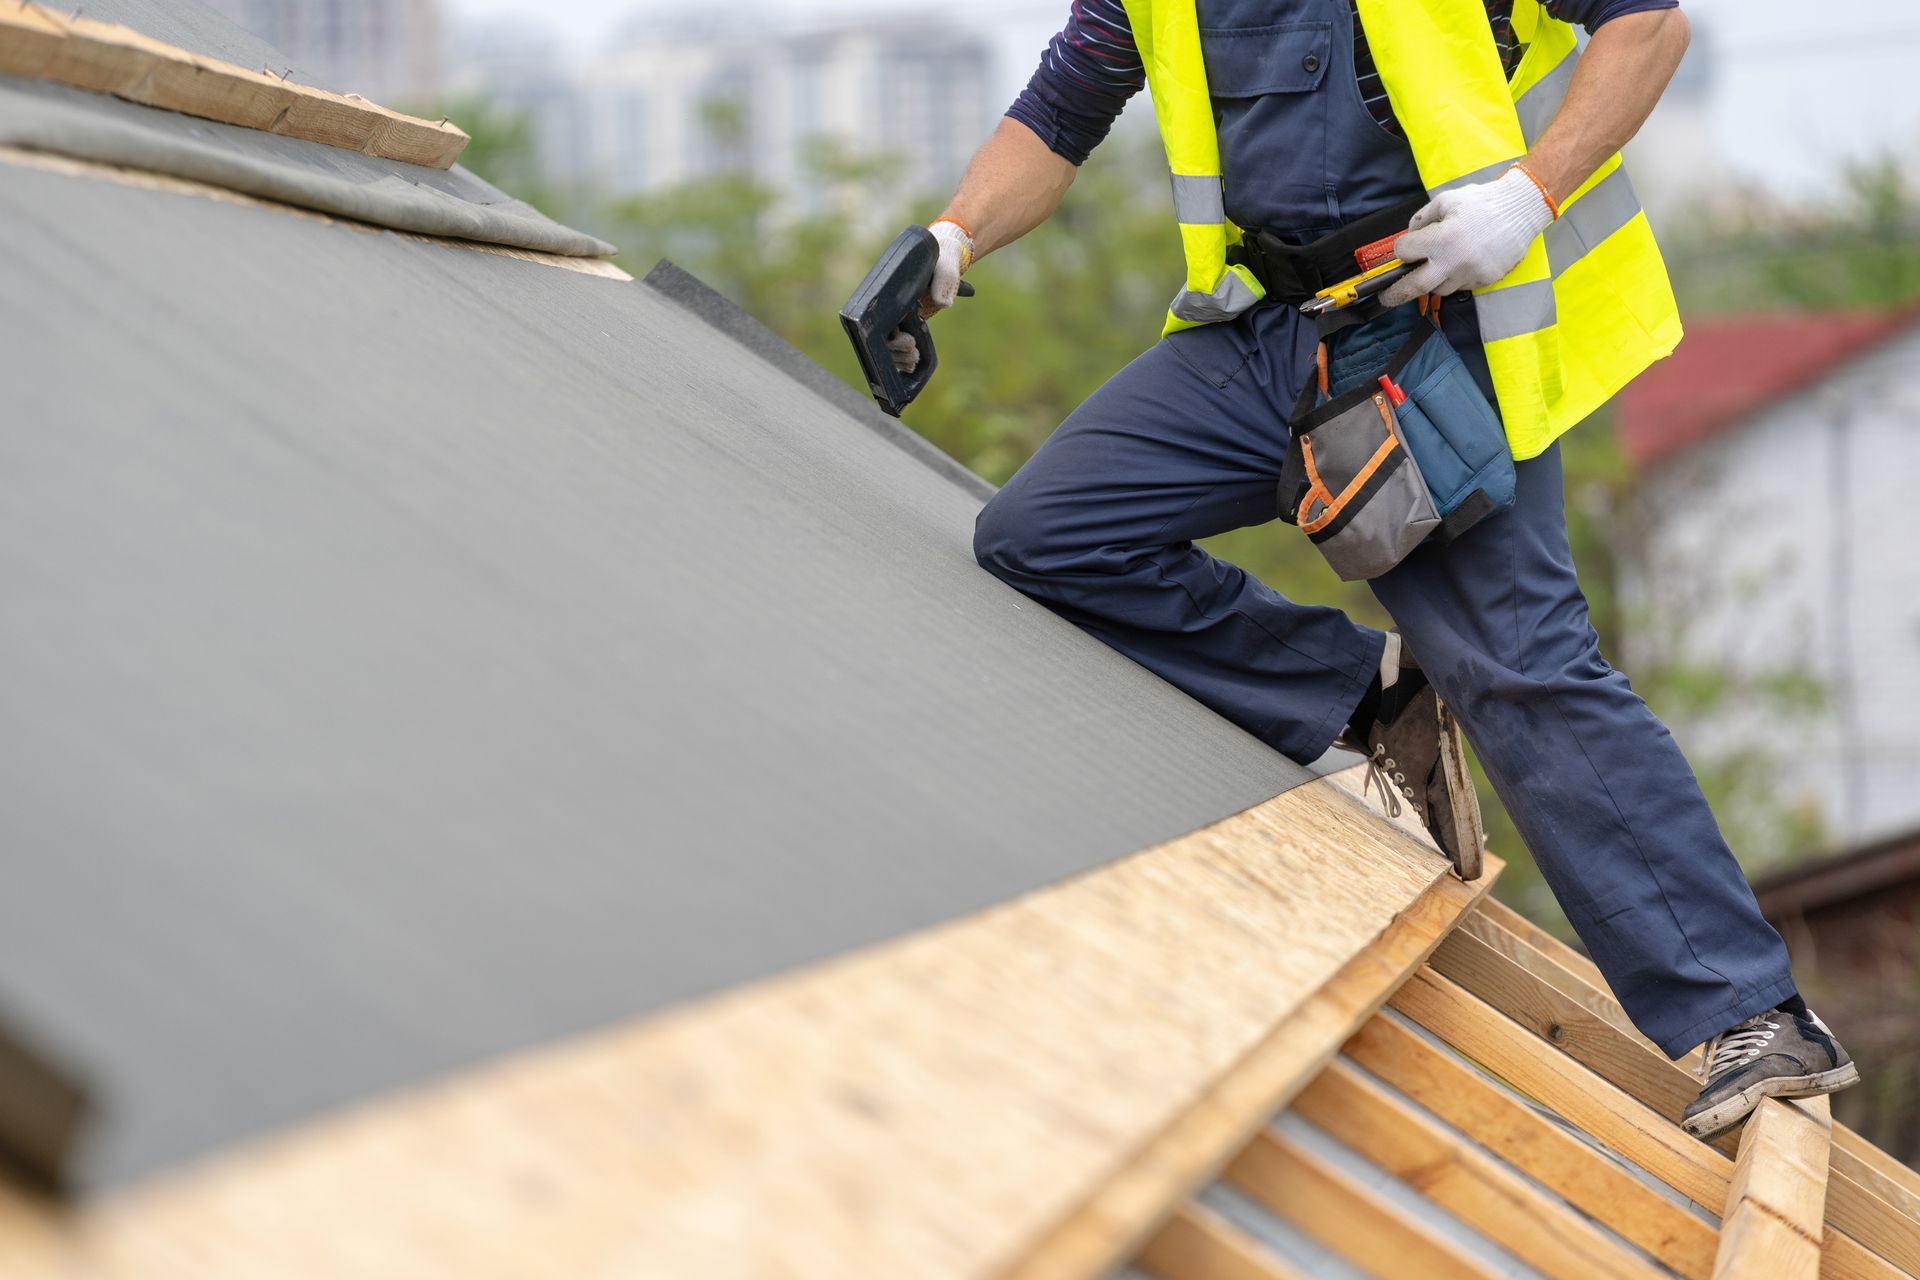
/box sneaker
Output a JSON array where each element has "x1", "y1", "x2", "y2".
[
  {"x1": 1681, "y1": 1007, "x2": 1860, "y2": 1140},
  {"x1": 1339, "y1": 635, "x2": 1484, "y2": 880}
]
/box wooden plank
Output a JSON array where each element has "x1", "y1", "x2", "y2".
[
  {"x1": 1823, "y1": 1231, "x2": 1919, "y2": 1280},
  {"x1": 1461, "y1": 896, "x2": 1920, "y2": 1210},
  {"x1": 0, "y1": 7, "x2": 469, "y2": 168},
  {"x1": 1006, "y1": 850, "x2": 1501, "y2": 1280},
  {"x1": 1455, "y1": 900, "x2": 1687, "y2": 1064},
  {"x1": 1469, "y1": 896, "x2": 1608, "y2": 992},
  {"x1": 1391, "y1": 969, "x2": 1917, "y2": 1280},
  {"x1": 0, "y1": 777, "x2": 1451, "y2": 1280},
  {"x1": 1712, "y1": 1097, "x2": 1832, "y2": 1280},
  {"x1": 1292, "y1": 1058, "x2": 1668, "y2": 1280},
  {"x1": 1392, "y1": 967, "x2": 1736, "y2": 1209},
  {"x1": 1435, "y1": 914, "x2": 1920, "y2": 1220},
  {"x1": 1136, "y1": 1205, "x2": 1309, "y2": 1280},
  {"x1": 1428, "y1": 919, "x2": 1920, "y2": 1275},
  {"x1": 1226, "y1": 1129, "x2": 1497, "y2": 1280},
  {"x1": 1341, "y1": 1013, "x2": 1721, "y2": 1279}
]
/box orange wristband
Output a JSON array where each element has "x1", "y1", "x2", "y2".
[
  {"x1": 930, "y1": 217, "x2": 976, "y2": 272},
  {"x1": 1511, "y1": 162, "x2": 1559, "y2": 220}
]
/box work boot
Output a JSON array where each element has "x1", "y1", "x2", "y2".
[
  {"x1": 1338, "y1": 634, "x2": 1484, "y2": 880},
  {"x1": 1681, "y1": 1007, "x2": 1860, "y2": 1140}
]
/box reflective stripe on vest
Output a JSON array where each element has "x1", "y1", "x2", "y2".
[
  {"x1": 1130, "y1": 0, "x2": 1683, "y2": 456},
  {"x1": 1123, "y1": 0, "x2": 1268, "y2": 331}
]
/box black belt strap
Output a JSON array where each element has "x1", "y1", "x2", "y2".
[{"x1": 1229, "y1": 196, "x2": 1427, "y2": 304}]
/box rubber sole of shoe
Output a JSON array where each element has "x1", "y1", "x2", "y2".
[
  {"x1": 1435, "y1": 700, "x2": 1484, "y2": 881},
  {"x1": 1681, "y1": 1061, "x2": 1863, "y2": 1140}
]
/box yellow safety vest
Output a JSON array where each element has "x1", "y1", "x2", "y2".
[{"x1": 1124, "y1": 0, "x2": 1684, "y2": 458}]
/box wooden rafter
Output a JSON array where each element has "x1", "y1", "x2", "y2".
[
  {"x1": 1291, "y1": 1057, "x2": 1669, "y2": 1280},
  {"x1": 0, "y1": 6, "x2": 468, "y2": 168},
  {"x1": 1226, "y1": 1128, "x2": 1496, "y2": 1279},
  {"x1": 1712, "y1": 1096, "x2": 1833, "y2": 1280},
  {"x1": 1339, "y1": 1012, "x2": 1720, "y2": 1279},
  {"x1": 1136, "y1": 1204, "x2": 1310, "y2": 1280},
  {"x1": 1427, "y1": 907, "x2": 1920, "y2": 1277}
]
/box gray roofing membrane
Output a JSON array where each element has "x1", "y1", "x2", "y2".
[
  {"x1": 0, "y1": 158, "x2": 1308, "y2": 1193},
  {"x1": 0, "y1": 76, "x2": 617, "y2": 257}
]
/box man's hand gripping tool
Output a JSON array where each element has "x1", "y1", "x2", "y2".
[{"x1": 840, "y1": 224, "x2": 975, "y2": 417}]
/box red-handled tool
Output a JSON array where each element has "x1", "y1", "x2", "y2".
[{"x1": 1377, "y1": 375, "x2": 1408, "y2": 407}]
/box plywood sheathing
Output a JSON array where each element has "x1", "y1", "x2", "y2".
[
  {"x1": 1008, "y1": 841, "x2": 1501, "y2": 1280},
  {"x1": 0, "y1": 6, "x2": 468, "y2": 168},
  {"x1": 0, "y1": 774, "x2": 1450, "y2": 1280}
]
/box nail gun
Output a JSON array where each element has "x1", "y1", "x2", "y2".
[{"x1": 840, "y1": 224, "x2": 975, "y2": 417}]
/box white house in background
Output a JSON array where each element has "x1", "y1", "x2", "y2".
[{"x1": 1615, "y1": 307, "x2": 1920, "y2": 852}]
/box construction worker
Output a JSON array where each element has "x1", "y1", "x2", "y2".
[{"x1": 896, "y1": 0, "x2": 1859, "y2": 1137}]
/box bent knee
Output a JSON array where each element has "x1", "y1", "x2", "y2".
[{"x1": 973, "y1": 488, "x2": 1048, "y2": 580}]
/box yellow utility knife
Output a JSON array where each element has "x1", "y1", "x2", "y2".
[{"x1": 1301, "y1": 258, "x2": 1412, "y2": 315}]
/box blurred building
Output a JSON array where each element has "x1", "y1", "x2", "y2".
[
  {"x1": 1615, "y1": 307, "x2": 1920, "y2": 852},
  {"x1": 443, "y1": 17, "x2": 588, "y2": 184},
  {"x1": 205, "y1": 0, "x2": 443, "y2": 101},
  {"x1": 1755, "y1": 829, "x2": 1920, "y2": 1162},
  {"x1": 452, "y1": 13, "x2": 992, "y2": 208}
]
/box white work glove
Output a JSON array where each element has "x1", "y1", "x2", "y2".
[
  {"x1": 887, "y1": 218, "x2": 974, "y2": 373},
  {"x1": 1380, "y1": 166, "x2": 1555, "y2": 308}
]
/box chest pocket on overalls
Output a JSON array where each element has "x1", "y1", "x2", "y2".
[{"x1": 1197, "y1": 19, "x2": 1334, "y2": 230}]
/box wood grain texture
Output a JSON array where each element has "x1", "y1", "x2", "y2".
[
  {"x1": 1341, "y1": 1013, "x2": 1721, "y2": 1279},
  {"x1": 1136, "y1": 1204, "x2": 1309, "y2": 1280},
  {"x1": 0, "y1": 778, "x2": 1446, "y2": 1280},
  {"x1": 1292, "y1": 1058, "x2": 1668, "y2": 1280},
  {"x1": 1462, "y1": 895, "x2": 1919, "y2": 1209},
  {"x1": 1392, "y1": 967, "x2": 1736, "y2": 1208},
  {"x1": 0, "y1": 145, "x2": 630, "y2": 278},
  {"x1": 1003, "y1": 840, "x2": 1498, "y2": 1280},
  {"x1": 1428, "y1": 916, "x2": 1920, "y2": 1276},
  {"x1": 0, "y1": 6, "x2": 468, "y2": 167},
  {"x1": 1226, "y1": 1129, "x2": 1496, "y2": 1280},
  {"x1": 1713, "y1": 1097, "x2": 1832, "y2": 1280}
]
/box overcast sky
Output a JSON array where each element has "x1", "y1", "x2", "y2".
[{"x1": 444, "y1": 0, "x2": 1920, "y2": 197}]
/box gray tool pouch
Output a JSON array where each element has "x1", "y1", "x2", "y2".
[{"x1": 1291, "y1": 385, "x2": 1440, "y2": 581}]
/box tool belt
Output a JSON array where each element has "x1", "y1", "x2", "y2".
[{"x1": 1228, "y1": 196, "x2": 1426, "y2": 305}]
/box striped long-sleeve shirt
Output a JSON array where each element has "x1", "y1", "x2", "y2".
[{"x1": 1006, "y1": 0, "x2": 1677, "y2": 166}]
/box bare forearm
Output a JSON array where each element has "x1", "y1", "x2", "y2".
[
  {"x1": 938, "y1": 118, "x2": 1078, "y2": 259},
  {"x1": 1523, "y1": 8, "x2": 1691, "y2": 205}
]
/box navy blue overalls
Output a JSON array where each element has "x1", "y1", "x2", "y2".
[{"x1": 973, "y1": 0, "x2": 1795, "y2": 1057}]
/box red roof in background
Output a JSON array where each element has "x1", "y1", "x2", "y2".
[{"x1": 1614, "y1": 305, "x2": 1920, "y2": 469}]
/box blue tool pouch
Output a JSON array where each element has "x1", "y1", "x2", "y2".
[{"x1": 1281, "y1": 302, "x2": 1516, "y2": 564}]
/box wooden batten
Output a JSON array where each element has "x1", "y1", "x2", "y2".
[
  {"x1": 1136, "y1": 1204, "x2": 1309, "y2": 1280},
  {"x1": 1302, "y1": 1044, "x2": 1682, "y2": 1280},
  {"x1": 1227, "y1": 1129, "x2": 1496, "y2": 1280},
  {"x1": 1428, "y1": 905, "x2": 1920, "y2": 1278},
  {"x1": 1340, "y1": 1012, "x2": 1721, "y2": 1279},
  {"x1": 0, "y1": 7, "x2": 468, "y2": 168}
]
